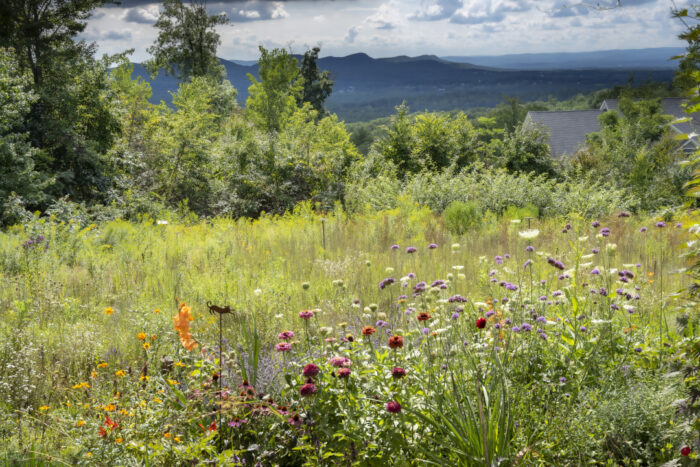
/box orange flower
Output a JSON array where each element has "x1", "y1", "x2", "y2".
[
  {"x1": 417, "y1": 312, "x2": 431, "y2": 322},
  {"x1": 361, "y1": 326, "x2": 376, "y2": 336},
  {"x1": 388, "y1": 335, "x2": 404, "y2": 349},
  {"x1": 173, "y1": 301, "x2": 198, "y2": 351},
  {"x1": 137, "y1": 332, "x2": 147, "y2": 341}
]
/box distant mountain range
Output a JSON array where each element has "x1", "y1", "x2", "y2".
[{"x1": 130, "y1": 47, "x2": 680, "y2": 122}]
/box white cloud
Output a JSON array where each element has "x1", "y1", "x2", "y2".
[
  {"x1": 365, "y1": 0, "x2": 404, "y2": 30},
  {"x1": 122, "y1": 5, "x2": 160, "y2": 24},
  {"x1": 345, "y1": 26, "x2": 359, "y2": 43}
]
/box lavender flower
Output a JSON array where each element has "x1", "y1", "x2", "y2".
[
  {"x1": 525, "y1": 245, "x2": 535, "y2": 252},
  {"x1": 406, "y1": 246, "x2": 417, "y2": 254},
  {"x1": 428, "y1": 243, "x2": 438, "y2": 249}
]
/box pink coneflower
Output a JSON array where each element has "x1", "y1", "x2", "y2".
[
  {"x1": 278, "y1": 331, "x2": 295, "y2": 340},
  {"x1": 299, "y1": 310, "x2": 314, "y2": 320},
  {"x1": 275, "y1": 343, "x2": 291, "y2": 352},
  {"x1": 386, "y1": 400, "x2": 401, "y2": 413},
  {"x1": 302, "y1": 363, "x2": 319, "y2": 377},
  {"x1": 299, "y1": 382, "x2": 317, "y2": 397}
]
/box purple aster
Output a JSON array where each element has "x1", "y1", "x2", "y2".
[
  {"x1": 656, "y1": 221, "x2": 666, "y2": 228},
  {"x1": 591, "y1": 268, "x2": 600, "y2": 275},
  {"x1": 428, "y1": 243, "x2": 438, "y2": 249},
  {"x1": 525, "y1": 245, "x2": 535, "y2": 252},
  {"x1": 639, "y1": 227, "x2": 647, "y2": 233},
  {"x1": 600, "y1": 227, "x2": 611, "y2": 237},
  {"x1": 495, "y1": 256, "x2": 503, "y2": 265},
  {"x1": 591, "y1": 221, "x2": 600, "y2": 228},
  {"x1": 391, "y1": 244, "x2": 400, "y2": 250},
  {"x1": 405, "y1": 246, "x2": 417, "y2": 254}
]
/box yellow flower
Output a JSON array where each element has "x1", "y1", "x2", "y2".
[
  {"x1": 174, "y1": 361, "x2": 186, "y2": 368},
  {"x1": 120, "y1": 409, "x2": 129, "y2": 416},
  {"x1": 97, "y1": 362, "x2": 108, "y2": 369},
  {"x1": 163, "y1": 432, "x2": 171, "y2": 438},
  {"x1": 115, "y1": 370, "x2": 125, "y2": 378},
  {"x1": 142, "y1": 343, "x2": 151, "y2": 350},
  {"x1": 137, "y1": 332, "x2": 147, "y2": 341},
  {"x1": 90, "y1": 371, "x2": 98, "y2": 379},
  {"x1": 104, "y1": 404, "x2": 116, "y2": 412},
  {"x1": 39, "y1": 405, "x2": 50, "y2": 411},
  {"x1": 173, "y1": 302, "x2": 198, "y2": 351},
  {"x1": 174, "y1": 437, "x2": 181, "y2": 443},
  {"x1": 154, "y1": 308, "x2": 161, "y2": 314},
  {"x1": 76, "y1": 420, "x2": 86, "y2": 427},
  {"x1": 168, "y1": 379, "x2": 179, "y2": 386},
  {"x1": 151, "y1": 334, "x2": 157, "y2": 340},
  {"x1": 115, "y1": 437, "x2": 123, "y2": 444},
  {"x1": 72, "y1": 382, "x2": 90, "y2": 389},
  {"x1": 84, "y1": 453, "x2": 92, "y2": 458},
  {"x1": 139, "y1": 375, "x2": 150, "y2": 381},
  {"x1": 66, "y1": 402, "x2": 72, "y2": 407},
  {"x1": 153, "y1": 398, "x2": 162, "y2": 403},
  {"x1": 104, "y1": 307, "x2": 114, "y2": 315}
]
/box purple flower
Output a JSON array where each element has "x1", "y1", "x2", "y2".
[
  {"x1": 276, "y1": 343, "x2": 292, "y2": 352},
  {"x1": 539, "y1": 295, "x2": 547, "y2": 301},
  {"x1": 494, "y1": 323, "x2": 501, "y2": 329},
  {"x1": 300, "y1": 382, "x2": 317, "y2": 397},
  {"x1": 617, "y1": 211, "x2": 630, "y2": 218},
  {"x1": 407, "y1": 272, "x2": 416, "y2": 279},
  {"x1": 379, "y1": 277, "x2": 396, "y2": 290},
  {"x1": 592, "y1": 248, "x2": 600, "y2": 254},
  {"x1": 580, "y1": 326, "x2": 587, "y2": 332},
  {"x1": 552, "y1": 290, "x2": 562, "y2": 297},
  {"x1": 375, "y1": 320, "x2": 388, "y2": 328},
  {"x1": 656, "y1": 221, "x2": 666, "y2": 228},
  {"x1": 675, "y1": 222, "x2": 682, "y2": 228},
  {"x1": 599, "y1": 287, "x2": 608, "y2": 297},
  {"x1": 600, "y1": 227, "x2": 611, "y2": 237},
  {"x1": 495, "y1": 256, "x2": 503, "y2": 265},
  {"x1": 525, "y1": 245, "x2": 535, "y2": 253},
  {"x1": 489, "y1": 270, "x2": 497, "y2": 277},
  {"x1": 504, "y1": 253, "x2": 511, "y2": 259},
  {"x1": 505, "y1": 283, "x2": 518, "y2": 291},
  {"x1": 536, "y1": 316, "x2": 546, "y2": 323},
  {"x1": 634, "y1": 347, "x2": 642, "y2": 353},
  {"x1": 590, "y1": 268, "x2": 600, "y2": 275},
  {"x1": 504, "y1": 318, "x2": 511, "y2": 325},
  {"x1": 448, "y1": 295, "x2": 467, "y2": 303},
  {"x1": 428, "y1": 243, "x2": 438, "y2": 249},
  {"x1": 512, "y1": 326, "x2": 521, "y2": 332},
  {"x1": 639, "y1": 227, "x2": 647, "y2": 233},
  {"x1": 421, "y1": 327, "x2": 430, "y2": 335},
  {"x1": 591, "y1": 221, "x2": 600, "y2": 228},
  {"x1": 405, "y1": 246, "x2": 417, "y2": 254},
  {"x1": 559, "y1": 376, "x2": 567, "y2": 383},
  {"x1": 391, "y1": 244, "x2": 400, "y2": 250},
  {"x1": 610, "y1": 304, "x2": 619, "y2": 310},
  {"x1": 521, "y1": 323, "x2": 532, "y2": 332},
  {"x1": 485, "y1": 310, "x2": 495, "y2": 318},
  {"x1": 451, "y1": 312, "x2": 460, "y2": 320}
]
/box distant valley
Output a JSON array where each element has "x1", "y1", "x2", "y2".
[{"x1": 130, "y1": 47, "x2": 680, "y2": 122}]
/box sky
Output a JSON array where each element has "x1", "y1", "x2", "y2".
[{"x1": 81, "y1": 0, "x2": 690, "y2": 61}]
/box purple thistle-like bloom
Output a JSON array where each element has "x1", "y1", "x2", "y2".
[
  {"x1": 536, "y1": 316, "x2": 546, "y2": 323},
  {"x1": 627, "y1": 307, "x2": 635, "y2": 314},
  {"x1": 525, "y1": 245, "x2": 535, "y2": 252},
  {"x1": 610, "y1": 304, "x2": 619, "y2": 310},
  {"x1": 552, "y1": 290, "x2": 563, "y2": 297},
  {"x1": 634, "y1": 294, "x2": 640, "y2": 300},
  {"x1": 599, "y1": 287, "x2": 608, "y2": 297},
  {"x1": 495, "y1": 256, "x2": 503, "y2": 265},
  {"x1": 421, "y1": 327, "x2": 430, "y2": 335},
  {"x1": 504, "y1": 253, "x2": 511, "y2": 259},
  {"x1": 451, "y1": 312, "x2": 460, "y2": 320},
  {"x1": 406, "y1": 246, "x2": 417, "y2": 254},
  {"x1": 558, "y1": 274, "x2": 569, "y2": 280},
  {"x1": 494, "y1": 323, "x2": 501, "y2": 329},
  {"x1": 485, "y1": 310, "x2": 495, "y2": 318},
  {"x1": 676, "y1": 222, "x2": 682, "y2": 228},
  {"x1": 592, "y1": 248, "x2": 600, "y2": 254},
  {"x1": 391, "y1": 244, "x2": 400, "y2": 250},
  {"x1": 559, "y1": 376, "x2": 567, "y2": 383},
  {"x1": 592, "y1": 221, "x2": 600, "y2": 228},
  {"x1": 634, "y1": 347, "x2": 642, "y2": 353},
  {"x1": 591, "y1": 268, "x2": 600, "y2": 275},
  {"x1": 407, "y1": 272, "x2": 416, "y2": 279},
  {"x1": 539, "y1": 295, "x2": 547, "y2": 301},
  {"x1": 379, "y1": 277, "x2": 396, "y2": 290},
  {"x1": 376, "y1": 320, "x2": 388, "y2": 328},
  {"x1": 428, "y1": 243, "x2": 438, "y2": 249},
  {"x1": 540, "y1": 279, "x2": 547, "y2": 285},
  {"x1": 448, "y1": 295, "x2": 467, "y2": 303},
  {"x1": 600, "y1": 227, "x2": 611, "y2": 237},
  {"x1": 617, "y1": 211, "x2": 630, "y2": 218},
  {"x1": 439, "y1": 284, "x2": 448, "y2": 290},
  {"x1": 505, "y1": 283, "x2": 518, "y2": 291},
  {"x1": 490, "y1": 278, "x2": 498, "y2": 283},
  {"x1": 656, "y1": 221, "x2": 666, "y2": 228},
  {"x1": 512, "y1": 326, "x2": 521, "y2": 332},
  {"x1": 580, "y1": 326, "x2": 587, "y2": 332},
  {"x1": 616, "y1": 288, "x2": 625, "y2": 296},
  {"x1": 431, "y1": 279, "x2": 445, "y2": 287},
  {"x1": 521, "y1": 323, "x2": 532, "y2": 332},
  {"x1": 504, "y1": 318, "x2": 512, "y2": 325},
  {"x1": 639, "y1": 227, "x2": 647, "y2": 233},
  {"x1": 523, "y1": 259, "x2": 532, "y2": 269},
  {"x1": 577, "y1": 314, "x2": 586, "y2": 320},
  {"x1": 501, "y1": 297, "x2": 509, "y2": 304},
  {"x1": 539, "y1": 332, "x2": 548, "y2": 340},
  {"x1": 489, "y1": 270, "x2": 497, "y2": 277}
]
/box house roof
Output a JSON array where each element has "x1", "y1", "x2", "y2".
[
  {"x1": 523, "y1": 110, "x2": 602, "y2": 157},
  {"x1": 601, "y1": 97, "x2": 699, "y2": 135}
]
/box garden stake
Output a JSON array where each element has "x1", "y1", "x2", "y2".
[{"x1": 207, "y1": 301, "x2": 233, "y2": 452}]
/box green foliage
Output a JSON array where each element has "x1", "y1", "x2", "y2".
[
  {"x1": 246, "y1": 47, "x2": 303, "y2": 133},
  {"x1": 145, "y1": 0, "x2": 228, "y2": 82},
  {"x1": 298, "y1": 47, "x2": 333, "y2": 116},
  {"x1": 444, "y1": 200, "x2": 481, "y2": 235}
]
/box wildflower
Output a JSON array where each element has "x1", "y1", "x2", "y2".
[
  {"x1": 681, "y1": 446, "x2": 691, "y2": 456},
  {"x1": 275, "y1": 343, "x2": 291, "y2": 352},
  {"x1": 617, "y1": 211, "x2": 630, "y2": 217},
  {"x1": 379, "y1": 277, "x2": 396, "y2": 290},
  {"x1": 634, "y1": 347, "x2": 642, "y2": 353},
  {"x1": 98, "y1": 427, "x2": 107, "y2": 438},
  {"x1": 428, "y1": 243, "x2": 438, "y2": 249},
  {"x1": 72, "y1": 382, "x2": 90, "y2": 389},
  {"x1": 142, "y1": 343, "x2": 151, "y2": 350},
  {"x1": 375, "y1": 320, "x2": 387, "y2": 327},
  {"x1": 559, "y1": 377, "x2": 567, "y2": 383},
  {"x1": 338, "y1": 368, "x2": 351, "y2": 378},
  {"x1": 518, "y1": 229, "x2": 540, "y2": 239},
  {"x1": 600, "y1": 227, "x2": 611, "y2": 237},
  {"x1": 329, "y1": 356, "x2": 352, "y2": 367},
  {"x1": 39, "y1": 405, "x2": 50, "y2": 411},
  {"x1": 523, "y1": 259, "x2": 532, "y2": 268},
  {"x1": 391, "y1": 244, "x2": 400, "y2": 250},
  {"x1": 388, "y1": 335, "x2": 404, "y2": 349},
  {"x1": 405, "y1": 246, "x2": 417, "y2": 254},
  {"x1": 392, "y1": 367, "x2": 406, "y2": 379},
  {"x1": 476, "y1": 317, "x2": 487, "y2": 329},
  {"x1": 115, "y1": 370, "x2": 125, "y2": 378},
  {"x1": 592, "y1": 248, "x2": 599, "y2": 254},
  {"x1": 521, "y1": 323, "x2": 532, "y2": 332},
  {"x1": 675, "y1": 222, "x2": 682, "y2": 228},
  {"x1": 168, "y1": 379, "x2": 179, "y2": 386},
  {"x1": 299, "y1": 310, "x2": 314, "y2": 320},
  {"x1": 386, "y1": 401, "x2": 402, "y2": 413},
  {"x1": 422, "y1": 327, "x2": 430, "y2": 335},
  {"x1": 590, "y1": 268, "x2": 600, "y2": 275},
  {"x1": 451, "y1": 312, "x2": 460, "y2": 320},
  {"x1": 362, "y1": 326, "x2": 376, "y2": 336},
  {"x1": 209, "y1": 421, "x2": 217, "y2": 431},
  {"x1": 656, "y1": 221, "x2": 666, "y2": 228},
  {"x1": 137, "y1": 332, "x2": 147, "y2": 341},
  {"x1": 417, "y1": 312, "x2": 431, "y2": 322},
  {"x1": 448, "y1": 294, "x2": 467, "y2": 303},
  {"x1": 154, "y1": 308, "x2": 161, "y2": 314},
  {"x1": 580, "y1": 326, "x2": 587, "y2": 332},
  {"x1": 174, "y1": 361, "x2": 185, "y2": 367},
  {"x1": 173, "y1": 302, "x2": 197, "y2": 351},
  {"x1": 300, "y1": 383, "x2": 317, "y2": 397},
  {"x1": 495, "y1": 255, "x2": 503, "y2": 265},
  {"x1": 115, "y1": 438, "x2": 123, "y2": 444},
  {"x1": 525, "y1": 245, "x2": 535, "y2": 253},
  {"x1": 278, "y1": 331, "x2": 295, "y2": 340},
  {"x1": 104, "y1": 307, "x2": 114, "y2": 316},
  {"x1": 77, "y1": 420, "x2": 86, "y2": 427},
  {"x1": 303, "y1": 363, "x2": 319, "y2": 377},
  {"x1": 228, "y1": 418, "x2": 247, "y2": 428},
  {"x1": 639, "y1": 227, "x2": 647, "y2": 233},
  {"x1": 591, "y1": 221, "x2": 600, "y2": 228}
]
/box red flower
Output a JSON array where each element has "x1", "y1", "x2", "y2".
[
  {"x1": 361, "y1": 326, "x2": 376, "y2": 336},
  {"x1": 300, "y1": 382, "x2": 317, "y2": 397},
  {"x1": 338, "y1": 368, "x2": 351, "y2": 378},
  {"x1": 105, "y1": 416, "x2": 119, "y2": 429},
  {"x1": 208, "y1": 421, "x2": 217, "y2": 431},
  {"x1": 388, "y1": 335, "x2": 404, "y2": 349},
  {"x1": 681, "y1": 446, "x2": 691, "y2": 456},
  {"x1": 98, "y1": 426, "x2": 107, "y2": 438},
  {"x1": 476, "y1": 317, "x2": 487, "y2": 329},
  {"x1": 386, "y1": 400, "x2": 401, "y2": 413},
  {"x1": 392, "y1": 367, "x2": 406, "y2": 379},
  {"x1": 417, "y1": 312, "x2": 431, "y2": 322},
  {"x1": 302, "y1": 363, "x2": 319, "y2": 377}
]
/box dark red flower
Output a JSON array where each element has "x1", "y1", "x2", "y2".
[
  {"x1": 476, "y1": 317, "x2": 487, "y2": 329},
  {"x1": 338, "y1": 368, "x2": 351, "y2": 378},
  {"x1": 392, "y1": 367, "x2": 406, "y2": 379},
  {"x1": 386, "y1": 400, "x2": 401, "y2": 413},
  {"x1": 388, "y1": 335, "x2": 404, "y2": 349},
  {"x1": 417, "y1": 312, "x2": 431, "y2": 322},
  {"x1": 300, "y1": 382, "x2": 317, "y2": 397},
  {"x1": 362, "y1": 326, "x2": 376, "y2": 336},
  {"x1": 681, "y1": 446, "x2": 691, "y2": 456},
  {"x1": 302, "y1": 363, "x2": 319, "y2": 377},
  {"x1": 98, "y1": 427, "x2": 107, "y2": 438},
  {"x1": 209, "y1": 421, "x2": 217, "y2": 431}
]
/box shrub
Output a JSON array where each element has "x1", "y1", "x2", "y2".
[{"x1": 444, "y1": 200, "x2": 481, "y2": 235}]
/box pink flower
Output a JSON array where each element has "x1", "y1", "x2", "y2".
[
  {"x1": 328, "y1": 356, "x2": 352, "y2": 368},
  {"x1": 275, "y1": 342, "x2": 291, "y2": 352},
  {"x1": 278, "y1": 331, "x2": 295, "y2": 340},
  {"x1": 299, "y1": 310, "x2": 314, "y2": 320},
  {"x1": 302, "y1": 363, "x2": 319, "y2": 377},
  {"x1": 300, "y1": 382, "x2": 317, "y2": 397},
  {"x1": 338, "y1": 368, "x2": 351, "y2": 378},
  {"x1": 386, "y1": 400, "x2": 401, "y2": 413},
  {"x1": 392, "y1": 367, "x2": 406, "y2": 379}
]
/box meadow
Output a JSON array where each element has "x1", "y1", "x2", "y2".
[{"x1": 0, "y1": 202, "x2": 697, "y2": 466}]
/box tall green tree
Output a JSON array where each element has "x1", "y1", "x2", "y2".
[
  {"x1": 146, "y1": 0, "x2": 229, "y2": 82},
  {"x1": 246, "y1": 47, "x2": 303, "y2": 132},
  {"x1": 298, "y1": 47, "x2": 333, "y2": 116}
]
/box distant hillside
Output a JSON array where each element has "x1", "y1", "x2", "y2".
[
  {"x1": 130, "y1": 48, "x2": 678, "y2": 122},
  {"x1": 441, "y1": 47, "x2": 683, "y2": 70}
]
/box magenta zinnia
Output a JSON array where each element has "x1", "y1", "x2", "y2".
[
  {"x1": 299, "y1": 383, "x2": 317, "y2": 397},
  {"x1": 386, "y1": 400, "x2": 401, "y2": 413}
]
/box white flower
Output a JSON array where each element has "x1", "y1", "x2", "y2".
[
  {"x1": 157, "y1": 220, "x2": 168, "y2": 225},
  {"x1": 253, "y1": 288, "x2": 262, "y2": 296},
  {"x1": 578, "y1": 236, "x2": 588, "y2": 242},
  {"x1": 452, "y1": 265, "x2": 464, "y2": 271},
  {"x1": 451, "y1": 243, "x2": 461, "y2": 250},
  {"x1": 581, "y1": 254, "x2": 594, "y2": 259},
  {"x1": 385, "y1": 267, "x2": 394, "y2": 273},
  {"x1": 609, "y1": 268, "x2": 618, "y2": 275},
  {"x1": 510, "y1": 219, "x2": 522, "y2": 224},
  {"x1": 606, "y1": 243, "x2": 617, "y2": 251},
  {"x1": 580, "y1": 262, "x2": 592, "y2": 268},
  {"x1": 518, "y1": 229, "x2": 540, "y2": 239}
]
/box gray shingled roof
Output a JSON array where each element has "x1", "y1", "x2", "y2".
[
  {"x1": 523, "y1": 110, "x2": 602, "y2": 157},
  {"x1": 601, "y1": 98, "x2": 698, "y2": 135}
]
